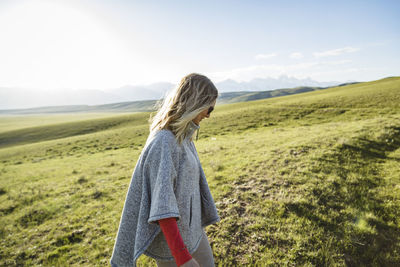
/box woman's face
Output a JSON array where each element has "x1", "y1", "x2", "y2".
[{"x1": 192, "y1": 99, "x2": 216, "y2": 125}]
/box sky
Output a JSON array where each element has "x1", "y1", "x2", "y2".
[{"x1": 0, "y1": 0, "x2": 399, "y2": 91}]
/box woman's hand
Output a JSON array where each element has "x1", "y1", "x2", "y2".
[{"x1": 181, "y1": 258, "x2": 200, "y2": 267}]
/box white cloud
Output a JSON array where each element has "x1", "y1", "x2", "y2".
[
  {"x1": 310, "y1": 68, "x2": 360, "y2": 76},
  {"x1": 209, "y1": 60, "x2": 352, "y2": 82},
  {"x1": 290, "y1": 52, "x2": 304, "y2": 59},
  {"x1": 324, "y1": 59, "x2": 353, "y2": 65},
  {"x1": 313, "y1": 46, "x2": 360, "y2": 58},
  {"x1": 307, "y1": 68, "x2": 362, "y2": 81},
  {"x1": 255, "y1": 53, "x2": 277, "y2": 60}
]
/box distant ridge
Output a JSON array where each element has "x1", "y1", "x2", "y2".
[
  {"x1": 0, "y1": 75, "x2": 343, "y2": 110},
  {"x1": 0, "y1": 100, "x2": 158, "y2": 115},
  {"x1": 216, "y1": 85, "x2": 337, "y2": 104},
  {"x1": 2, "y1": 77, "x2": 398, "y2": 115}
]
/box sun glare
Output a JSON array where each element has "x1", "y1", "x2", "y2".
[{"x1": 0, "y1": 0, "x2": 138, "y2": 90}]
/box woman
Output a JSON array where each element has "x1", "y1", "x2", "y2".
[{"x1": 110, "y1": 73, "x2": 221, "y2": 267}]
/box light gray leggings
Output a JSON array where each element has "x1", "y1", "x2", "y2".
[{"x1": 155, "y1": 229, "x2": 215, "y2": 267}]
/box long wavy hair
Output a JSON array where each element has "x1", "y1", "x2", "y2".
[{"x1": 149, "y1": 73, "x2": 218, "y2": 144}]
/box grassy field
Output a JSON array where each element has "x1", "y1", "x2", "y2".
[{"x1": 0, "y1": 77, "x2": 399, "y2": 266}]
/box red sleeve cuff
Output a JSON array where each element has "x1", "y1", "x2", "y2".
[{"x1": 158, "y1": 217, "x2": 192, "y2": 266}]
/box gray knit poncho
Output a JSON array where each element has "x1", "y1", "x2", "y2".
[{"x1": 110, "y1": 121, "x2": 220, "y2": 266}]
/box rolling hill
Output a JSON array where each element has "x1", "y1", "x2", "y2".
[
  {"x1": 0, "y1": 81, "x2": 362, "y2": 115},
  {"x1": 0, "y1": 76, "x2": 399, "y2": 266}
]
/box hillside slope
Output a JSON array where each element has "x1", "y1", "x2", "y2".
[
  {"x1": 0, "y1": 76, "x2": 399, "y2": 266},
  {"x1": 0, "y1": 79, "x2": 366, "y2": 115},
  {"x1": 1, "y1": 77, "x2": 397, "y2": 148}
]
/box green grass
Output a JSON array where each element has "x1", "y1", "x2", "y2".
[{"x1": 0, "y1": 76, "x2": 399, "y2": 266}]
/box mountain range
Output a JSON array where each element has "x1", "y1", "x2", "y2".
[{"x1": 0, "y1": 75, "x2": 351, "y2": 111}]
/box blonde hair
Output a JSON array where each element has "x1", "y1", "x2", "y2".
[{"x1": 149, "y1": 73, "x2": 218, "y2": 144}]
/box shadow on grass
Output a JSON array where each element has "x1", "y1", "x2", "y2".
[{"x1": 285, "y1": 125, "x2": 400, "y2": 266}]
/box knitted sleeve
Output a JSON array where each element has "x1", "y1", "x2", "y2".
[
  {"x1": 143, "y1": 132, "x2": 181, "y2": 225},
  {"x1": 158, "y1": 217, "x2": 192, "y2": 266}
]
